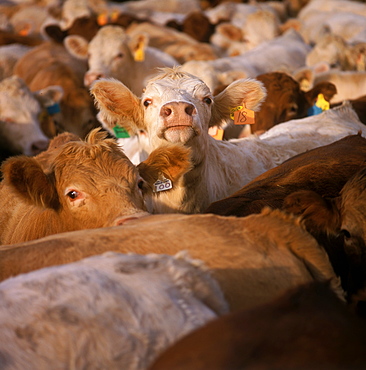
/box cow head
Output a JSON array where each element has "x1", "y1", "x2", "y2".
[
  {"x1": 90, "y1": 67, "x2": 266, "y2": 156},
  {"x1": 64, "y1": 25, "x2": 150, "y2": 90},
  {"x1": 1, "y1": 128, "x2": 192, "y2": 237},
  {"x1": 0, "y1": 76, "x2": 55, "y2": 157}
]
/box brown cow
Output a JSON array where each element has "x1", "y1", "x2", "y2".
[
  {"x1": 14, "y1": 41, "x2": 100, "y2": 139},
  {"x1": 283, "y1": 165, "x2": 366, "y2": 303},
  {"x1": 0, "y1": 208, "x2": 343, "y2": 312},
  {"x1": 0, "y1": 128, "x2": 191, "y2": 244},
  {"x1": 149, "y1": 281, "x2": 366, "y2": 370},
  {"x1": 205, "y1": 134, "x2": 366, "y2": 295},
  {"x1": 224, "y1": 72, "x2": 337, "y2": 138}
]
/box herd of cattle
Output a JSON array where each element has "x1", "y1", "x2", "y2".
[{"x1": 1, "y1": 0, "x2": 366, "y2": 368}]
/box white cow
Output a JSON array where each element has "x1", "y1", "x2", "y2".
[
  {"x1": 0, "y1": 76, "x2": 61, "y2": 158},
  {"x1": 91, "y1": 67, "x2": 366, "y2": 214},
  {"x1": 0, "y1": 251, "x2": 228, "y2": 369},
  {"x1": 65, "y1": 25, "x2": 179, "y2": 96}
]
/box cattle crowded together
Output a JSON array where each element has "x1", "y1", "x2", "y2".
[{"x1": 1, "y1": 0, "x2": 366, "y2": 368}]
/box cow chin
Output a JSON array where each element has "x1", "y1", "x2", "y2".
[{"x1": 163, "y1": 126, "x2": 197, "y2": 144}]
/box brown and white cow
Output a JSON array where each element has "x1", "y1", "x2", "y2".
[
  {"x1": 0, "y1": 128, "x2": 191, "y2": 244},
  {"x1": 0, "y1": 251, "x2": 228, "y2": 370},
  {"x1": 149, "y1": 281, "x2": 366, "y2": 370},
  {"x1": 91, "y1": 67, "x2": 366, "y2": 214},
  {"x1": 64, "y1": 25, "x2": 179, "y2": 96},
  {"x1": 14, "y1": 41, "x2": 100, "y2": 139},
  {"x1": 0, "y1": 75, "x2": 61, "y2": 162},
  {"x1": 0, "y1": 209, "x2": 343, "y2": 312}
]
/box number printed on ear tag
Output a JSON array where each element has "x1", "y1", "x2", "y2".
[{"x1": 154, "y1": 178, "x2": 173, "y2": 193}]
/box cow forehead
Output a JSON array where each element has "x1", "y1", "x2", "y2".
[{"x1": 143, "y1": 77, "x2": 212, "y2": 102}]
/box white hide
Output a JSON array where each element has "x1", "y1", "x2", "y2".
[{"x1": 0, "y1": 251, "x2": 228, "y2": 370}]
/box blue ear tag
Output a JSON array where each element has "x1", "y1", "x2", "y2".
[
  {"x1": 46, "y1": 103, "x2": 61, "y2": 115},
  {"x1": 113, "y1": 126, "x2": 130, "y2": 138},
  {"x1": 307, "y1": 105, "x2": 323, "y2": 116}
]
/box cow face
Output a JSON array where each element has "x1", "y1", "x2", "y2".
[
  {"x1": 1, "y1": 128, "x2": 192, "y2": 236},
  {"x1": 0, "y1": 76, "x2": 50, "y2": 156},
  {"x1": 91, "y1": 67, "x2": 266, "y2": 150}
]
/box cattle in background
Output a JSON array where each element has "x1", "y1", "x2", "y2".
[
  {"x1": 181, "y1": 29, "x2": 311, "y2": 93},
  {"x1": 149, "y1": 281, "x2": 366, "y2": 370},
  {"x1": 306, "y1": 28, "x2": 366, "y2": 71},
  {"x1": 205, "y1": 133, "x2": 366, "y2": 296},
  {"x1": 126, "y1": 22, "x2": 218, "y2": 64},
  {"x1": 0, "y1": 128, "x2": 191, "y2": 244},
  {"x1": 0, "y1": 75, "x2": 61, "y2": 161},
  {"x1": 0, "y1": 29, "x2": 43, "y2": 46},
  {"x1": 0, "y1": 43, "x2": 33, "y2": 80},
  {"x1": 0, "y1": 209, "x2": 343, "y2": 312},
  {"x1": 14, "y1": 41, "x2": 100, "y2": 139},
  {"x1": 0, "y1": 251, "x2": 228, "y2": 370},
  {"x1": 91, "y1": 68, "x2": 366, "y2": 214},
  {"x1": 64, "y1": 25, "x2": 179, "y2": 96},
  {"x1": 225, "y1": 71, "x2": 337, "y2": 138}
]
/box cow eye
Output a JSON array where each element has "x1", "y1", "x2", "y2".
[
  {"x1": 203, "y1": 97, "x2": 212, "y2": 105},
  {"x1": 115, "y1": 52, "x2": 124, "y2": 59},
  {"x1": 137, "y1": 179, "x2": 145, "y2": 190},
  {"x1": 66, "y1": 190, "x2": 79, "y2": 200},
  {"x1": 143, "y1": 99, "x2": 152, "y2": 107}
]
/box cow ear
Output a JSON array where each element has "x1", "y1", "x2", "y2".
[
  {"x1": 90, "y1": 78, "x2": 145, "y2": 132},
  {"x1": 64, "y1": 35, "x2": 89, "y2": 60},
  {"x1": 43, "y1": 24, "x2": 67, "y2": 43},
  {"x1": 128, "y1": 33, "x2": 149, "y2": 62},
  {"x1": 34, "y1": 85, "x2": 64, "y2": 106},
  {"x1": 210, "y1": 78, "x2": 266, "y2": 127},
  {"x1": 283, "y1": 190, "x2": 341, "y2": 236},
  {"x1": 137, "y1": 144, "x2": 192, "y2": 190},
  {"x1": 1, "y1": 156, "x2": 60, "y2": 210}
]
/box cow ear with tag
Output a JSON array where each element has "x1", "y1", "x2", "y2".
[{"x1": 129, "y1": 33, "x2": 149, "y2": 62}]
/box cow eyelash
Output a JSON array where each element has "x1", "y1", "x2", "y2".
[{"x1": 143, "y1": 99, "x2": 152, "y2": 107}]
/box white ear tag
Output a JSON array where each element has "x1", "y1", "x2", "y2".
[{"x1": 154, "y1": 177, "x2": 173, "y2": 193}]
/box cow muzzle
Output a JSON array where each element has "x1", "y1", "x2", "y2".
[{"x1": 159, "y1": 101, "x2": 198, "y2": 144}]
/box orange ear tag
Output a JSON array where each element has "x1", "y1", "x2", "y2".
[
  {"x1": 230, "y1": 105, "x2": 255, "y2": 125},
  {"x1": 97, "y1": 13, "x2": 108, "y2": 26},
  {"x1": 208, "y1": 126, "x2": 224, "y2": 140}
]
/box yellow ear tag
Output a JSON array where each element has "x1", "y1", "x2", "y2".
[
  {"x1": 230, "y1": 105, "x2": 255, "y2": 125},
  {"x1": 134, "y1": 41, "x2": 145, "y2": 62},
  {"x1": 110, "y1": 10, "x2": 119, "y2": 22},
  {"x1": 315, "y1": 93, "x2": 330, "y2": 111},
  {"x1": 208, "y1": 126, "x2": 224, "y2": 140},
  {"x1": 97, "y1": 13, "x2": 108, "y2": 26}
]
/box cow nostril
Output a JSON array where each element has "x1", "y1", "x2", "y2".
[
  {"x1": 185, "y1": 105, "x2": 195, "y2": 116},
  {"x1": 162, "y1": 107, "x2": 172, "y2": 117}
]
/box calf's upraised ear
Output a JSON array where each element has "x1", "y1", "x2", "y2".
[
  {"x1": 90, "y1": 78, "x2": 145, "y2": 132},
  {"x1": 1, "y1": 156, "x2": 60, "y2": 210},
  {"x1": 210, "y1": 78, "x2": 267, "y2": 127},
  {"x1": 137, "y1": 144, "x2": 192, "y2": 191}
]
